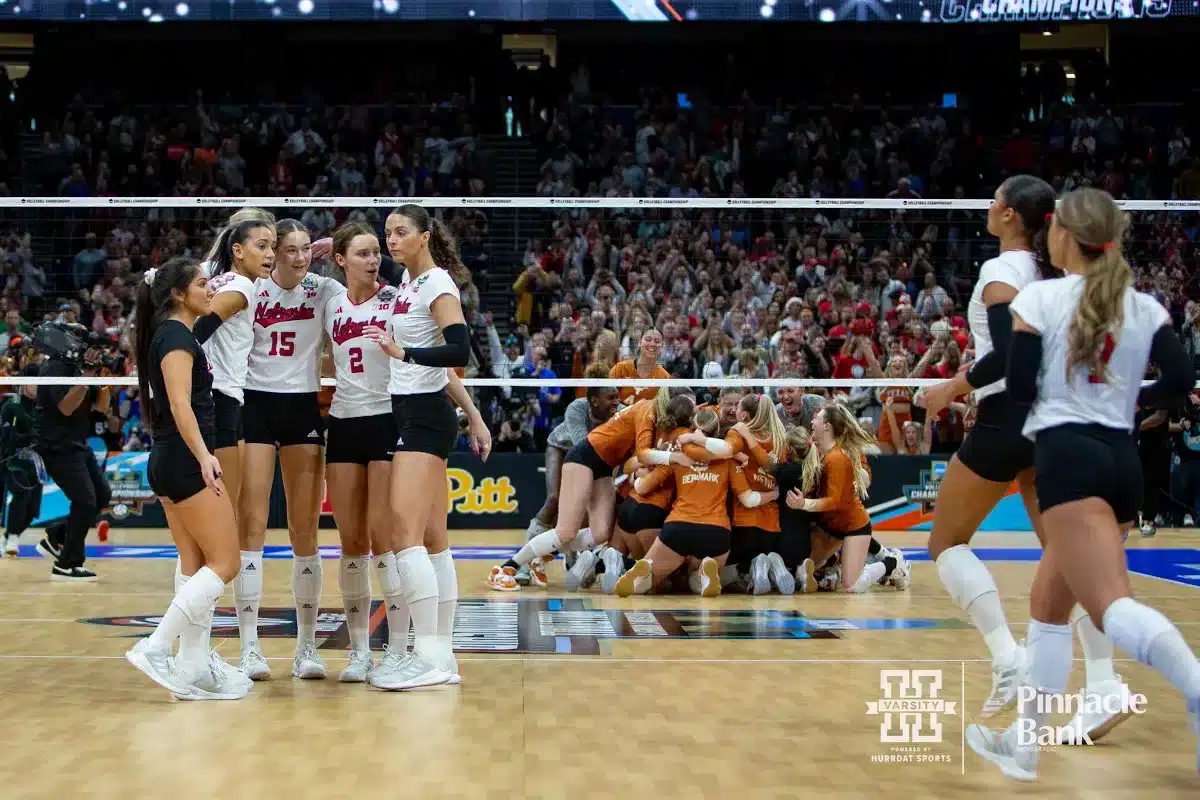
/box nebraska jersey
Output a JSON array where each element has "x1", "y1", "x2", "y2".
[
  {"x1": 326, "y1": 284, "x2": 396, "y2": 419},
  {"x1": 968, "y1": 250, "x2": 1039, "y2": 401},
  {"x1": 1012, "y1": 274, "x2": 1171, "y2": 439},
  {"x1": 387, "y1": 267, "x2": 460, "y2": 396},
  {"x1": 202, "y1": 271, "x2": 256, "y2": 404},
  {"x1": 245, "y1": 273, "x2": 346, "y2": 394}
]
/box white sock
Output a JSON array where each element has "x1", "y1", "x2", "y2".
[
  {"x1": 376, "y1": 552, "x2": 410, "y2": 652},
  {"x1": 1014, "y1": 619, "x2": 1073, "y2": 766},
  {"x1": 511, "y1": 529, "x2": 562, "y2": 567},
  {"x1": 145, "y1": 567, "x2": 225, "y2": 671},
  {"x1": 395, "y1": 545, "x2": 441, "y2": 662},
  {"x1": 234, "y1": 550, "x2": 264, "y2": 650},
  {"x1": 174, "y1": 567, "x2": 205, "y2": 659},
  {"x1": 846, "y1": 561, "x2": 886, "y2": 593},
  {"x1": 1071, "y1": 603, "x2": 1117, "y2": 687},
  {"x1": 936, "y1": 544, "x2": 1017, "y2": 663},
  {"x1": 429, "y1": 549, "x2": 458, "y2": 671},
  {"x1": 339, "y1": 556, "x2": 371, "y2": 653},
  {"x1": 174, "y1": 558, "x2": 185, "y2": 593},
  {"x1": 292, "y1": 554, "x2": 323, "y2": 649},
  {"x1": 1103, "y1": 596, "x2": 1200, "y2": 700},
  {"x1": 567, "y1": 528, "x2": 597, "y2": 554}
]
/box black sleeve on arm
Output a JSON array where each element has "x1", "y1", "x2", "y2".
[
  {"x1": 1139, "y1": 325, "x2": 1197, "y2": 410},
  {"x1": 380, "y1": 255, "x2": 403, "y2": 286},
  {"x1": 965, "y1": 302, "x2": 1012, "y2": 389},
  {"x1": 402, "y1": 323, "x2": 471, "y2": 368},
  {"x1": 192, "y1": 312, "x2": 224, "y2": 344},
  {"x1": 1006, "y1": 330, "x2": 1043, "y2": 407}
]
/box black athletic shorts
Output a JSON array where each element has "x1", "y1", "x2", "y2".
[
  {"x1": 213, "y1": 390, "x2": 243, "y2": 449},
  {"x1": 1034, "y1": 423, "x2": 1141, "y2": 523},
  {"x1": 392, "y1": 390, "x2": 457, "y2": 460},
  {"x1": 729, "y1": 526, "x2": 777, "y2": 566},
  {"x1": 617, "y1": 498, "x2": 669, "y2": 533},
  {"x1": 955, "y1": 392, "x2": 1033, "y2": 483},
  {"x1": 824, "y1": 521, "x2": 873, "y2": 540},
  {"x1": 565, "y1": 439, "x2": 617, "y2": 480},
  {"x1": 148, "y1": 434, "x2": 215, "y2": 504},
  {"x1": 658, "y1": 521, "x2": 731, "y2": 559},
  {"x1": 243, "y1": 390, "x2": 325, "y2": 448},
  {"x1": 326, "y1": 413, "x2": 398, "y2": 466}
]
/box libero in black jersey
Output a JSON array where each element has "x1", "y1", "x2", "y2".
[{"x1": 127, "y1": 257, "x2": 249, "y2": 702}]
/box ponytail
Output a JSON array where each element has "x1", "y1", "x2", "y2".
[
  {"x1": 1056, "y1": 188, "x2": 1133, "y2": 385},
  {"x1": 819, "y1": 402, "x2": 879, "y2": 497},
  {"x1": 741, "y1": 393, "x2": 788, "y2": 462},
  {"x1": 390, "y1": 203, "x2": 470, "y2": 285},
  {"x1": 204, "y1": 208, "x2": 276, "y2": 273},
  {"x1": 694, "y1": 407, "x2": 720, "y2": 437},
  {"x1": 654, "y1": 385, "x2": 696, "y2": 433},
  {"x1": 998, "y1": 175, "x2": 1059, "y2": 280},
  {"x1": 207, "y1": 218, "x2": 275, "y2": 277},
  {"x1": 786, "y1": 426, "x2": 822, "y2": 495}
]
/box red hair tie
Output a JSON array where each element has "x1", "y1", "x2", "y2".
[
  {"x1": 1045, "y1": 212, "x2": 1054, "y2": 222},
  {"x1": 1102, "y1": 242, "x2": 1116, "y2": 250}
]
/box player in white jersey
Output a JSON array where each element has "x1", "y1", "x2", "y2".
[
  {"x1": 967, "y1": 187, "x2": 1200, "y2": 781},
  {"x1": 322, "y1": 222, "x2": 402, "y2": 682},
  {"x1": 362, "y1": 204, "x2": 490, "y2": 691},
  {"x1": 917, "y1": 176, "x2": 1064, "y2": 717},
  {"x1": 234, "y1": 219, "x2": 346, "y2": 681}
]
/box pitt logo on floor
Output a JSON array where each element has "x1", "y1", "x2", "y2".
[{"x1": 867, "y1": 669, "x2": 958, "y2": 744}]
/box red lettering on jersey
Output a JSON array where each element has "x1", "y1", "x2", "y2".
[
  {"x1": 393, "y1": 300, "x2": 412, "y2": 315},
  {"x1": 379, "y1": 303, "x2": 390, "y2": 311},
  {"x1": 330, "y1": 316, "x2": 390, "y2": 345},
  {"x1": 1088, "y1": 332, "x2": 1117, "y2": 384},
  {"x1": 255, "y1": 302, "x2": 317, "y2": 329}
]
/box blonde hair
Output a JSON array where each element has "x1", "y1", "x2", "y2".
[
  {"x1": 1054, "y1": 187, "x2": 1132, "y2": 385},
  {"x1": 740, "y1": 393, "x2": 789, "y2": 462},
  {"x1": 694, "y1": 407, "x2": 721, "y2": 437},
  {"x1": 583, "y1": 362, "x2": 611, "y2": 380},
  {"x1": 818, "y1": 402, "x2": 878, "y2": 498},
  {"x1": 652, "y1": 386, "x2": 696, "y2": 433},
  {"x1": 592, "y1": 329, "x2": 619, "y2": 366},
  {"x1": 785, "y1": 425, "x2": 822, "y2": 495}
]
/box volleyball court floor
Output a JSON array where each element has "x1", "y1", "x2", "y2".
[{"x1": 0, "y1": 526, "x2": 1197, "y2": 798}]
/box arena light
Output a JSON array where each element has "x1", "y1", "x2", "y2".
[
  {"x1": 760, "y1": 4, "x2": 773, "y2": 15},
  {"x1": 298, "y1": 0, "x2": 313, "y2": 13},
  {"x1": 819, "y1": 7, "x2": 834, "y2": 20},
  {"x1": 176, "y1": 2, "x2": 189, "y2": 15}
]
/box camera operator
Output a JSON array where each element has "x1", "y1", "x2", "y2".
[
  {"x1": 33, "y1": 340, "x2": 113, "y2": 582},
  {"x1": 2, "y1": 365, "x2": 44, "y2": 556}
]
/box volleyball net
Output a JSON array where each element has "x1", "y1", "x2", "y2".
[{"x1": 0, "y1": 195, "x2": 1196, "y2": 395}]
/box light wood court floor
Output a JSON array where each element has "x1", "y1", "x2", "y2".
[{"x1": 0, "y1": 527, "x2": 1197, "y2": 799}]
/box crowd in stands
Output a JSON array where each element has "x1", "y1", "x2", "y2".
[{"x1": 2, "y1": 75, "x2": 1200, "y2": 492}]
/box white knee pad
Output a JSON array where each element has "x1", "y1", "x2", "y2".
[
  {"x1": 340, "y1": 556, "x2": 371, "y2": 601},
  {"x1": 429, "y1": 549, "x2": 458, "y2": 603},
  {"x1": 173, "y1": 567, "x2": 226, "y2": 626},
  {"x1": 375, "y1": 552, "x2": 402, "y2": 597},
  {"x1": 395, "y1": 545, "x2": 439, "y2": 605},
  {"x1": 234, "y1": 550, "x2": 264, "y2": 602},
  {"x1": 935, "y1": 544, "x2": 997, "y2": 610}
]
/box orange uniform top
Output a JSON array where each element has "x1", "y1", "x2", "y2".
[
  {"x1": 586, "y1": 399, "x2": 656, "y2": 467},
  {"x1": 729, "y1": 441, "x2": 788, "y2": 532},
  {"x1": 812, "y1": 446, "x2": 871, "y2": 533},
  {"x1": 724, "y1": 428, "x2": 776, "y2": 470},
  {"x1": 609, "y1": 359, "x2": 671, "y2": 405},
  {"x1": 639, "y1": 432, "x2": 733, "y2": 529},
  {"x1": 625, "y1": 428, "x2": 691, "y2": 510}
]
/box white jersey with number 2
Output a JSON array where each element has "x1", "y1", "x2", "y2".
[
  {"x1": 387, "y1": 267, "x2": 460, "y2": 396},
  {"x1": 245, "y1": 273, "x2": 346, "y2": 394},
  {"x1": 325, "y1": 284, "x2": 396, "y2": 419},
  {"x1": 202, "y1": 271, "x2": 257, "y2": 404},
  {"x1": 1011, "y1": 273, "x2": 1170, "y2": 439}
]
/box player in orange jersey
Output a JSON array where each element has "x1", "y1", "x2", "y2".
[
  {"x1": 787, "y1": 403, "x2": 908, "y2": 593},
  {"x1": 615, "y1": 408, "x2": 765, "y2": 597}
]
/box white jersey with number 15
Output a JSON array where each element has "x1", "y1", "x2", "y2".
[
  {"x1": 325, "y1": 284, "x2": 396, "y2": 419},
  {"x1": 246, "y1": 273, "x2": 346, "y2": 394},
  {"x1": 1012, "y1": 273, "x2": 1170, "y2": 439}
]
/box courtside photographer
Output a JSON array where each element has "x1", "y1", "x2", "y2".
[{"x1": 30, "y1": 321, "x2": 123, "y2": 582}]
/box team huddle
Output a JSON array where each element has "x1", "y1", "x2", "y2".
[
  {"x1": 489, "y1": 383, "x2": 910, "y2": 598},
  {"x1": 125, "y1": 203, "x2": 487, "y2": 701}
]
